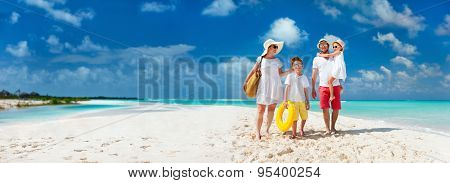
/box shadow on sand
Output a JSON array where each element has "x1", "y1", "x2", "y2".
[{"x1": 282, "y1": 128, "x2": 401, "y2": 140}]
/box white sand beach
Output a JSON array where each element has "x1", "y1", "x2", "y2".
[
  {"x1": 0, "y1": 103, "x2": 449, "y2": 163},
  {"x1": 0, "y1": 99, "x2": 50, "y2": 110}
]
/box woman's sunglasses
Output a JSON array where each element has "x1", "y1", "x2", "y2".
[
  {"x1": 333, "y1": 45, "x2": 340, "y2": 48},
  {"x1": 271, "y1": 45, "x2": 279, "y2": 49}
]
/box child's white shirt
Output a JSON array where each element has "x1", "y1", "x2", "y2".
[
  {"x1": 331, "y1": 52, "x2": 347, "y2": 81},
  {"x1": 284, "y1": 73, "x2": 309, "y2": 102}
]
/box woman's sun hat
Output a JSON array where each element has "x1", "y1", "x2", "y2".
[
  {"x1": 332, "y1": 39, "x2": 345, "y2": 51},
  {"x1": 261, "y1": 39, "x2": 284, "y2": 56},
  {"x1": 317, "y1": 39, "x2": 329, "y2": 49}
]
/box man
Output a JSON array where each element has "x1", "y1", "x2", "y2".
[{"x1": 311, "y1": 39, "x2": 341, "y2": 135}]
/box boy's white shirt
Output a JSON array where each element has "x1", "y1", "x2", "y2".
[{"x1": 284, "y1": 73, "x2": 309, "y2": 102}]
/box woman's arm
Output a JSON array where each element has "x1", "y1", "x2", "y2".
[
  {"x1": 284, "y1": 85, "x2": 290, "y2": 108},
  {"x1": 279, "y1": 68, "x2": 292, "y2": 77}
]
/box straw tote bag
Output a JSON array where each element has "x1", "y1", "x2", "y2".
[{"x1": 244, "y1": 57, "x2": 263, "y2": 98}]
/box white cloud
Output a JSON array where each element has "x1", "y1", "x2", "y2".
[
  {"x1": 322, "y1": 33, "x2": 341, "y2": 44},
  {"x1": 52, "y1": 25, "x2": 63, "y2": 32},
  {"x1": 380, "y1": 65, "x2": 392, "y2": 80},
  {"x1": 435, "y1": 14, "x2": 450, "y2": 36},
  {"x1": 332, "y1": 0, "x2": 425, "y2": 37},
  {"x1": 318, "y1": 2, "x2": 341, "y2": 19},
  {"x1": 73, "y1": 36, "x2": 109, "y2": 52},
  {"x1": 441, "y1": 75, "x2": 450, "y2": 88},
  {"x1": 264, "y1": 17, "x2": 309, "y2": 48},
  {"x1": 52, "y1": 44, "x2": 196, "y2": 64},
  {"x1": 390, "y1": 56, "x2": 413, "y2": 69},
  {"x1": 239, "y1": 0, "x2": 260, "y2": 6},
  {"x1": 417, "y1": 63, "x2": 443, "y2": 78},
  {"x1": 141, "y1": 2, "x2": 175, "y2": 13},
  {"x1": 0, "y1": 66, "x2": 49, "y2": 87},
  {"x1": 44, "y1": 34, "x2": 64, "y2": 53},
  {"x1": 358, "y1": 69, "x2": 384, "y2": 81},
  {"x1": 202, "y1": 0, "x2": 237, "y2": 16},
  {"x1": 23, "y1": 0, "x2": 94, "y2": 27},
  {"x1": 395, "y1": 71, "x2": 414, "y2": 81},
  {"x1": 373, "y1": 32, "x2": 418, "y2": 56},
  {"x1": 0, "y1": 65, "x2": 135, "y2": 96},
  {"x1": 348, "y1": 57, "x2": 445, "y2": 94},
  {"x1": 9, "y1": 11, "x2": 20, "y2": 24},
  {"x1": 5, "y1": 41, "x2": 30, "y2": 57},
  {"x1": 43, "y1": 35, "x2": 108, "y2": 54}
]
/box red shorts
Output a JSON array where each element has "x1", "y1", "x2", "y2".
[{"x1": 319, "y1": 86, "x2": 341, "y2": 110}]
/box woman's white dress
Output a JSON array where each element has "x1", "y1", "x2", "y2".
[{"x1": 255, "y1": 57, "x2": 283, "y2": 105}]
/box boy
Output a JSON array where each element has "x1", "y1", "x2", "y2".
[{"x1": 283, "y1": 56, "x2": 310, "y2": 138}]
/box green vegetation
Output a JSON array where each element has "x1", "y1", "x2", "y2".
[
  {"x1": 0, "y1": 89, "x2": 89, "y2": 106},
  {"x1": 1, "y1": 89, "x2": 137, "y2": 105}
]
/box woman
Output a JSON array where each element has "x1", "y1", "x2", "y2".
[{"x1": 243, "y1": 39, "x2": 292, "y2": 140}]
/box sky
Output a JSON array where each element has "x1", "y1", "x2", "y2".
[{"x1": 0, "y1": 0, "x2": 449, "y2": 100}]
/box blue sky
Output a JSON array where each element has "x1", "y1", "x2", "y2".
[{"x1": 0, "y1": 0, "x2": 449, "y2": 100}]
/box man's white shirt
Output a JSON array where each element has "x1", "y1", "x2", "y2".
[{"x1": 312, "y1": 56, "x2": 340, "y2": 87}]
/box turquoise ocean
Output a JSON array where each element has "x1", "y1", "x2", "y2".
[{"x1": 1, "y1": 99, "x2": 449, "y2": 136}]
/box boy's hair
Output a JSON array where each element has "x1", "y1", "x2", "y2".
[{"x1": 290, "y1": 56, "x2": 303, "y2": 68}]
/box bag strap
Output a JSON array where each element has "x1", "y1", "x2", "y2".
[{"x1": 256, "y1": 56, "x2": 263, "y2": 72}]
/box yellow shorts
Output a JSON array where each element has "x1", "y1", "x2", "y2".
[{"x1": 292, "y1": 101, "x2": 308, "y2": 121}]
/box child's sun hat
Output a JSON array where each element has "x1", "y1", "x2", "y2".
[{"x1": 332, "y1": 39, "x2": 345, "y2": 51}]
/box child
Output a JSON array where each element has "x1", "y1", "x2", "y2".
[
  {"x1": 317, "y1": 39, "x2": 346, "y2": 101},
  {"x1": 283, "y1": 56, "x2": 310, "y2": 139}
]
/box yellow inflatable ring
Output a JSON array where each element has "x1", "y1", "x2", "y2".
[{"x1": 276, "y1": 101, "x2": 296, "y2": 132}]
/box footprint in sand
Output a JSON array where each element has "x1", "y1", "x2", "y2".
[
  {"x1": 74, "y1": 149, "x2": 87, "y2": 152},
  {"x1": 277, "y1": 147, "x2": 294, "y2": 156}
]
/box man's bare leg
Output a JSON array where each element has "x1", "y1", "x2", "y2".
[
  {"x1": 331, "y1": 110, "x2": 339, "y2": 133},
  {"x1": 322, "y1": 109, "x2": 331, "y2": 134}
]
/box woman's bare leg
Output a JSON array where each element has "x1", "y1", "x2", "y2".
[
  {"x1": 265, "y1": 103, "x2": 277, "y2": 135},
  {"x1": 256, "y1": 104, "x2": 266, "y2": 139}
]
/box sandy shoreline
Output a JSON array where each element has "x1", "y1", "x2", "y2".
[
  {"x1": 0, "y1": 104, "x2": 449, "y2": 163},
  {"x1": 0, "y1": 99, "x2": 50, "y2": 110}
]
